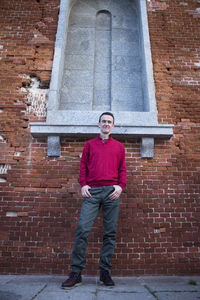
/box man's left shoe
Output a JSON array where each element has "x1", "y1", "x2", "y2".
[{"x1": 99, "y1": 268, "x2": 115, "y2": 287}]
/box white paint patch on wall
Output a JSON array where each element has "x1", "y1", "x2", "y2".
[
  {"x1": 181, "y1": 59, "x2": 200, "y2": 68},
  {"x1": 0, "y1": 44, "x2": 3, "y2": 60},
  {"x1": 186, "y1": 7, "x2": 200, "y2": 18},
  {"x1": 180, "y1": 2, "x2": 188, "y2": 6},
  {"x1": 21, "y1": 76, "x2": 48, "y2": 118},
  {"x1": 14, "y1": 152, "x2": 22, "y2": 157},
  {"x1": 0, "y1": 135, "x2": 6, "y2": 143},
  {"x1": 0, "y1": 164, "x2": 11, "y2": 174},
  {"x1": 180, "y1": 77, "x2": 200, "y2": 86},
  {"x1": 6, "y1": 212, "x2": 18, "y2": 217},
  {"x1": 0, "y1": 178, "x2": 7, "y2": 183},
  {"x1": 147, "y1": 0, "x2": 169, "y2": 11},
  {"x1": 176, "y1": 51, "x2": 200, "y2": 69},
  {"x1": 194, "y1": 62, "x2": 200, "y2": 67}
]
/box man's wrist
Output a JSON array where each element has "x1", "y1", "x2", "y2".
[
  {"x1": 80, "y1": 183, "x2": 87, "y2": 188},
  {"x1": 118, "y1": 184, "x2": 124, "y2": 190}
]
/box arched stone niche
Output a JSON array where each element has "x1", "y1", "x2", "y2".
[{"x1": 30, "y1": 0, "x2": 173, "y2": 157}]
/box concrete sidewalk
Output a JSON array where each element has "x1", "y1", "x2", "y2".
[{"x1": 0, "y1": 275, "x2": 200, "y2": 300}]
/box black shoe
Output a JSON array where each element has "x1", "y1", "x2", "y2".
[
  {"x1": 61, "y1": 272, "x2": 82, "y2": 289},
  {"x1": 99, "y1": 268, "x2": 115, "y2": 287}
]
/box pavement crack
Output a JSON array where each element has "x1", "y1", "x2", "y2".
[
  {"x1": 155, "y1": 290, "x2": 199, "y2": 293},
  {"x1": 144, "y1": 285, "x2": 159, "y2": 299},
  {"x1": 30, "y1": 284, "x2": 48, "y2": 300}
]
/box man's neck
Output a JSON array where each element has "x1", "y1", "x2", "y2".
[{"x1": 100, "y1": 133, "x2": 110, "y2": 141}]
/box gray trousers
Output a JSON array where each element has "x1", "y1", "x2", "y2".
[{"x1": 72, "y1": 186, "x2": 120, "y2": 272}]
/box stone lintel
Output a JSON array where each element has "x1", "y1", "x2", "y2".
[
  {"x1": 30, "y1": 123, "x2": 173, "y2": 157},
  {"x1": 30, "y1": 123, "x2": 173, "y2": 138}
]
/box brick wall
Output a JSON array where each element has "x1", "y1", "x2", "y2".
[{"x1": 0, "y1": 0, "x2": 199, "y2": 275}]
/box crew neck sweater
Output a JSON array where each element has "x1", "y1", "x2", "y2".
[{"x1": 79, "y1": 135, "x2": 126, "y2": 189}]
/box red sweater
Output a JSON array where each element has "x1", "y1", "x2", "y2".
[{"x1": 79, "y1": 135, "x2": 126, "y2": 189}]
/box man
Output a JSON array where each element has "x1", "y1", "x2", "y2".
[{"x1": 62, "y1": 112, "x2": 126, "y2": 289}]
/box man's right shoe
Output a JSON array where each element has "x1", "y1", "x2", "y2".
[{"x1": 61, "y1": 272, "x2": 82, "y2": 289}]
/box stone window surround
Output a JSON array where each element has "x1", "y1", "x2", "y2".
[{"x1": 30, "y1": 0, "x2": 173, "y2": 157}]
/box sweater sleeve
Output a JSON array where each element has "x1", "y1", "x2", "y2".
[
  {"x1": 118, "y1": 145, "x2": 127, "y2": 189},
  {"x1": 79, "y1": 142, "x2": 89, "y2": 187}
]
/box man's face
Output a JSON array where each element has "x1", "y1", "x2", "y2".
[{"x1": 98, "y1": 114, "x2": 114, "y2": 135}]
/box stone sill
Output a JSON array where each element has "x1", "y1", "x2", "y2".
[
  {"x1": 30, "y1": 123, "x2": 173, "y2": 138},
  {"x1": 30, "y1": 122, "x2": 174, "y2": 158}
]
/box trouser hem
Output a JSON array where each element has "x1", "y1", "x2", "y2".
[
  {"x1": 71, "y1": 266, "x2": 83, "y2": 273},
  {"x1": 99, "y1": 264, "x2": 110, "y2": 271}
]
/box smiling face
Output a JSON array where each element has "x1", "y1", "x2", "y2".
[{"x1": 98, "y1": 114, "x2": 114, "y2": 136}]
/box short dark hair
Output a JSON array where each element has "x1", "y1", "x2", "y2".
[{"x1": 99, "y1": 112, "x2": 115, "y2": 123}]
